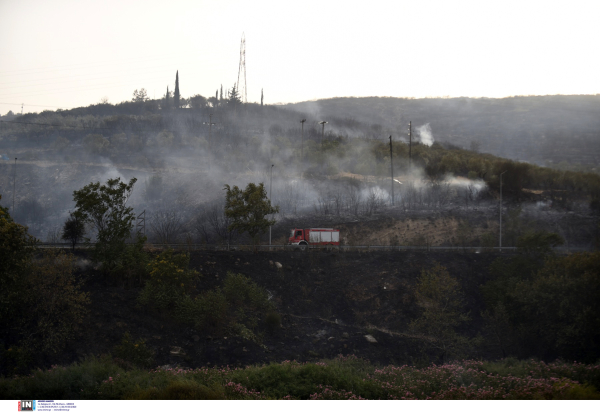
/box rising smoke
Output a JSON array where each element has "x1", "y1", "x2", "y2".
[{"x1": 416, "y1": 123, "x2": 434, "y2": 146}]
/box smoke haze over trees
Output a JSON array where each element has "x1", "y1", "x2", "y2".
[{"x1": 0, "y1": 93, "x2": 599, "y2": 249}]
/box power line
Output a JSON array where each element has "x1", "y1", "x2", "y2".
[
  {"x1": 0, "y1": 102, "x2": 69, "y2": 109},
  {"x1": 0, "y1": 117, "x2": 218, "y2": 135}
]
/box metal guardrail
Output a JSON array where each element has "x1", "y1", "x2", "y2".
[{"x1": 37, "y1": 243, "x2": 591, "y2": 254}]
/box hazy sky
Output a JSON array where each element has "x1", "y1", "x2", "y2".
[{"x1": 1, "y1": 0, "x2": 598, "y2": 114}]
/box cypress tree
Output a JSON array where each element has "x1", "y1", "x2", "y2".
[
  {"x1": 164, "y1": 86, "x2": 171, "y2": 110},
  {"x1": 174, "y1": 71, "x2": 180, "y2": 109},
  {"x1": 261, "y1": 88, "x2": 264, "y2": 106}
]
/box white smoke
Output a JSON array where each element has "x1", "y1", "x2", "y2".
[{"x1": 416, "y1": 123, "x2": 434, "y2": 146}]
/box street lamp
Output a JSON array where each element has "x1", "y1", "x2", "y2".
[
  {"x1": 499, "y1": 170, "x2": 507, "y2": 251},
  {"x1": 269, "y1": 164, "x2": 274, "y2": 247}
]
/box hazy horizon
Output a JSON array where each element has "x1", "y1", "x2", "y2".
[{"x1": 2, "y1": 0, "x2": 599, "y2": 115}]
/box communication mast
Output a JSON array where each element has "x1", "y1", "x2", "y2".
[{"x1": 237, "y1": 33, "x2": 247, "y2": 104}]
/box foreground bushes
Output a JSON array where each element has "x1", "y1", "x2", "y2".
[
  {"x1": 138, "y1": 250, "x2": 276, "y2": 343},
  {"x1": 1, "y1": 356, "x2": 599, "y2": 400}
]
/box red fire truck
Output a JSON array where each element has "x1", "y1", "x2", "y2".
[{"x1": 288, "y1": 228, "x2": 340, "y2": 250}]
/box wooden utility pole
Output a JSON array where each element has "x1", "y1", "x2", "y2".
[
  {"x1": 13, "y1": 157, "x2": 17, "y2": 214},
  {"x1": 205, "y1": 114, "x2": 217, "y2": 170},
  {"x1": 319, "y1": 121, "x2": 327, "y2": 148},
  {"x1": 408, "y1": 121, "x2": 412, "y2": 171},
  {"x1": 499, "y1": 170, "x2": 507, "y2": 251},
  {"x1": 301, "y1": 119, "x2": 306, "y2": 160},
  {"x1": 389, "y1": 136, "x2": 394, "y2": 206}
]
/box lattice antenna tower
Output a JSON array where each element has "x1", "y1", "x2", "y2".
[{"x1": 237, "y1": 33, "x2": 247, "y2": 104}]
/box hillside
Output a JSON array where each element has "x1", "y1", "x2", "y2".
[{"x1": 284, "y1": 95, "x2": 600, "y2": 169}]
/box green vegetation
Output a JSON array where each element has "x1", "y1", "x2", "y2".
[
  {"x1": 0, "y1": 199, "x2": 90, "y2": 375},
  {"x1": 138, "y1": 249, "x2": 198, "y2": 312},
  {"x1": 113, "y1": 332, "x2": 154, "y2": 369},
  {"x1": 224, "y1": 182, "x2": 279, "y2": 245},
  {"x1": 138, "y1": 250, "x2": 274, "y2": 343},
  {"x1": 72, "y1": 177, "x2": 149, "y2": 282},
  {"x1": 481, "y1": 250, "x2": 600, "y2": 362},
  {"x1": 1, "y1": 356, "x2": 599, "y2": 400},
  {"x1": 409, "y1": 264, "x2": 471, "y2": 362},
  {"x1": 61, "y1": 212, "x2": 85, "y2": 250}
]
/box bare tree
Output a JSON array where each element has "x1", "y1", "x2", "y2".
[
  {"x1": 347, "y1": 185, "x2": 362, "y2": 216},
  {"x1": 193, "y1": 201, "x2": 239, "y2": 246},
  {"x1": 149, "y1": 210, "x2": 185, "y2": 244}
]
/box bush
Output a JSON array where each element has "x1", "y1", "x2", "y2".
[
  {"x1": 20, "y1": 251, "x2": 90, "y2": 354},
  {"x1": 113, "y1": 332, "x2": 154, "y2": 369},
  {"x1": 138, "y1": 249, "x2": 198, "y2": 311},
  {"x1": 409, "y1": 264, "x2": 471, "y2": 362},
  {"x1": 482, "y1": 252, "x2": 600, "y2": 361},
  {"x1": 223, "y1": 272, "x2": 272, "y2": 311},
  {"x1": 265, "y1": 311, "x2": 281, "y2": 334},
  {"x1": 0, "y1": 197, "x2": 37, "y2": 328},
  {"x1": 195, "y1": 289, "x2": 229, "y2": 332},
  {"x1": 110, "y1": 235, "x2": 150, "y2": 286}
]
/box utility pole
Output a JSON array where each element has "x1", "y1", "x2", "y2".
[
  {"x1": 499, "y1": 170, "x2": 507, "y2": 251},
  {"x1": 319, "y1": 121, "x2": 327, "y2": 148},
  {"x1": 12, "y1": 158, "x2": 17, "y2": 214},
  {"x1": 300, "y1": 119, "x2": 306, "y2": 160},
  {"x1": 204, "y1": 114, "x2": 217, "y2": 169},
  {"x1": 269, "y1": 164, "x2": 274, "y2": 247},
  {"x1": 408, "y1": 121, "x2": 412, "y2": 172},
  {"x1": 389, "y1": 135, "x2": 394, "y2": 206}
]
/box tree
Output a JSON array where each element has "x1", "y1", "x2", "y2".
[
  {"x1": 23, "y1": 250, "x2": 89, "y2": 354},
  {"x1": 228, "y1": 84, "x2": 242, "y2": 106},
  {"x1": 261, "y1": 88, "x2": 264, "y2": 106},
  {"x1": 163, "y1": 86, "x2": 171, "y2": 111},
  {"x1": 189, "y1": 94, "x2": 207, "y2": 110},
  {"x1": 224, "y1": 183, "x2": 279, "y2": 245},
  {"x1": 132, "y1": 88, "x2": 148, "y2": 102},
  {"x1": 149, "y1": 209, "x2": 185, "y2": 244},
  {"x1": 0, "y1": 195, "x2": 38, "y2": 327},
  {"x1": 519, "y1": 252, "x2": 600, "y2": 362},
  {"x1": 62, "y1": 212, "x2": 85, "y2": 250},
  {"x1": 72, "y1": 177, "x2": 138, "y2": 270},
  {"x1": 409, "y1": 264, "x2": 471, "y2": 362},
  {"x1": 174, "y1": 71, "x2": 180, "y2": 109}
]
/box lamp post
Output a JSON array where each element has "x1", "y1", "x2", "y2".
[
  {"x1": 269, "y1": 164, "x2": 274, "y2": 247},
  {"x1": 499, "y1": 170, "x2": 507, "y2": 251},
  {"x1": 300, "y1": 119, "x2": 306, "y2": 160}
]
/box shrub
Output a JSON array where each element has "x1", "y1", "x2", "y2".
[
  {"x1": 127, "y1": 381, "x2": 225, "y2": 400},
  {"x1": 222, "y1": 272, "x2": 272, "y2": 311},
  {"x1": 110, "y1": 235, "x2": 150, "y2": 286},
  {"x1": 265, "y1": 311, "x2": 281, "y2": 334},
  {"x1": 409, "y1": 264, "x2": 471, "y2": 362},
  {"x1": 195, "y1": 289, "x2": 229, "y2": 332},
  {"x1": 113, "y1": 332, "x2": 154, "y2": 369},
  {"x1": 22, "y1": 250, "x2": 90, "y2": 354},
  {"x1": 138, "y1": 249, "x2": 198, "y2": 311}
]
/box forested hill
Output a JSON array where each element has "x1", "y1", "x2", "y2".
[{"x1": 283, "y1": 95, "x2": 600, "y2": 169}]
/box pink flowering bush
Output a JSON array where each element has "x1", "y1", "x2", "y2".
[{"x1": 1, "y1": 355, "x2": 599, "y2": 400}]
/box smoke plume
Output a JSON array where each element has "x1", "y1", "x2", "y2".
[{"x1": 417, "y1": 123, "x2": 434, "y2": 146}]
